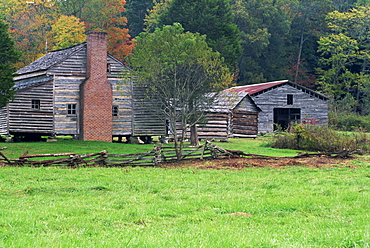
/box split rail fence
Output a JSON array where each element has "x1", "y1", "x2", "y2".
[{"x1": 0, "y1": 141, "x2": 240, "y2": 167}]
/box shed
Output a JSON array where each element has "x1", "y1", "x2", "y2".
[
  {"x1": 173, "y1": 91, "x2": 261, "y2": 140},
  {"x1": 225, "y1": 80, "x2": 328, "y2": 133},
  {"x1": 1, "y1": 32, "x2": 133, "y2": 142}
]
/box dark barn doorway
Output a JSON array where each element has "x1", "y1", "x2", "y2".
[{"x1": 273, "y1": 108, "x2": 301, "y2": 130}]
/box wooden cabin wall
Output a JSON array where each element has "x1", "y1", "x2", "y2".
[
  {"x1": 0, "y1": 107, "x2": 8, "y2": 135},
  {"x1": 196, "y1": 113, "x2": 229, "y2": 140},
  {"x1": 132, "y1": 85, "x2": 167, "y2": 137},
  {"x1": 51, "y1": 47, "x2": 133, "y2": 137},
  {"x1": 8, "y1": 81, "x2": 54, "y2": 135},
  {"x1": 170, "y1": 113, "x2": 229, "y2": 141},
  {"x1": 252, "y1": 84, "x2": 328, "y2": 133},
  {"x1": 231, "y1": 110, "x2": 258, "y2": 138},
  {"x1": 54, "y1": 77, "x2": 82, "y2": 136},
  {"x1": 111, "y1": 79, "x2": 132, "y2": 136}
]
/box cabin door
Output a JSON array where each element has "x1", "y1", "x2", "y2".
[{"x1": 273, "y1": 108, "x2": 301, "y2": 130}]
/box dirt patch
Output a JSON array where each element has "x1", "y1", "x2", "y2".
[{"x1": 161, "y1": 156, "x2": 362, "y2": 169}]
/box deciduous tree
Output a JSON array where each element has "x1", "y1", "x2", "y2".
[
  {"x1": 317, "y1": 6, "x2": 370, "y2": 114},
  {"x1": 127, "y1": 23, "x2": 233, "y2": 158},
  {"x1": 51, "y1": 15, "x2": 85, "y2": 50}
]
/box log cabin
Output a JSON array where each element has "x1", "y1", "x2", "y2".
[
  {"x1": 224, "y1": 80, "x2": 328, "y2": 133},
  {"x1": 0, "y1": 32, "x2": 135, "y2": 142}
]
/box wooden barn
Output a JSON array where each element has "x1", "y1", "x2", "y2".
[
  {"x1": 0, "y1": 32, "x2": 138, "y2": 142},
  {"x1": 224, "y1": 80, "x2": 328, "y2": 133}
]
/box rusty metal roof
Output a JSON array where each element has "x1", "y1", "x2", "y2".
[
  {"x1": 224, "y1": 80, "x2": 289, "y2": 95},
  {"x1": 224, "y1": 80, "x2": 328, "y2": 100}
]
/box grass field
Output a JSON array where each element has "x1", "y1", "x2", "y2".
[
  {"x1": 1, "y1": 137, "x2": 370, "y2": 247},
  {"x1": 0, "y1": 136, "x2": 299, "y2": 160}
]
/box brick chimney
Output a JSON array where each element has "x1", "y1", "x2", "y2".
[{"x1": 80, "y1": 31, "x2": 113, "y2": 142}]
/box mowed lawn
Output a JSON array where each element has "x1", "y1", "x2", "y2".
[{"x1": 1, "y1": 138, "x2": 370, "y2": 247}]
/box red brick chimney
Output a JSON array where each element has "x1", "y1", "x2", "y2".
[{"x1": 80, "y1": 31, "x2": 113, "y2": 142}]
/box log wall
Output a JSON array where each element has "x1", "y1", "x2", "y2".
[
  {"x1": 0, "y1": 107, "x2": 8, "y2": 135},
  {"x1": 132, "y1": 85, "x2": 167, "y2": 137},
  {"x1": 8, "y1": 80, "x2": 54, "y2": 135},
  {"x1": 231, "y1": 110, "x2": 258, "y2": 138}
]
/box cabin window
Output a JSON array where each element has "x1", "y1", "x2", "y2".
[
  {"x1": 32, "y1": 100, "x2": 40, "y2": 110},
  {"x1": 287, "y1": 94, "x2": 293, "y2": 105},
  {"x1": 112, "y1": 106, "x2": 119, "y2": 117},
  {"x1": 67, "y1": 104, "x2": 77, "y2": 115}
]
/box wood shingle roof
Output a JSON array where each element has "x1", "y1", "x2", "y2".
[{"x1": 16, "y1": 43, "x2": 86, "y2": 75}]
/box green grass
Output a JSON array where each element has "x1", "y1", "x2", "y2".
[
  {"x1": 0, "y1": 139, "x2": 156, "y2": 160},
  {"x1": 0, "y1": 136, "x2": 301, "y2": 160},
  {"x1": 1, "y1": 166, "x2": 370, "y2": 247},
  {"x1": 1, "y1": 137, "x2": 370, "y2": 247}
]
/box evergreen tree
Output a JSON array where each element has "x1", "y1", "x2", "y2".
[
  {"x1": 157, "y1": 0, "x2": 241, "y2": 70},
  {"x1": 125, "y1": 0, "x2": 153, "y2": 38},
  {"x1": 0, "y1": 20, "x2": 20, "y2": 108}
]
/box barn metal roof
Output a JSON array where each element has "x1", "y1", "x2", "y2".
[{"x1": 224, "y1": 80, "x2": 328, "y2": 100}]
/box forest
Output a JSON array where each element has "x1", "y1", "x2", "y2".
[{"x1": 0, "y1": 0, "x2": 370, "y2": 124}]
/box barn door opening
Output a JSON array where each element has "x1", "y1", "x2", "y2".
[{"x1": 273, "y1": 108, "x2": 301, "y2": 130}]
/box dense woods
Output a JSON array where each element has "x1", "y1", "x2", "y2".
[{"x1": 0, "y1": 0, "x2": 369, "y2": 119}]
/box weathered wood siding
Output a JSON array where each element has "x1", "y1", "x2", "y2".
[
  {"x1": 0, "y1": 107, "x2": 8, "y2": 135},
  {"x1": 51, "y1": 49, "x2": 132, "y2": 137},
  {"x1": 112, "y1": 79, "x2": 132, "y2": 136},
  {"x1": 48, "y1": 48, "x2": 86, "y2": 76},
  {"x1": 231, "y1": 111, "x2": 258, "y2": 138},
  {"x1": 54, "y1": 77, "x2": 81, "y2": 135},
  {"x1": 195, "y1": 113, "x2": 229, "y2": 140},
  {"x1": 252, "y1": 84, "x2": 328, "y2": 133},
  {"x1": 8, "y1": 80, "x2": 54, "y2": 135},
  {"x1": 231, "y1": 96, "x2": 259, "y2": 137},
  {"x1": 132, "y1": 85, "x2": 166, "y2": 136}
]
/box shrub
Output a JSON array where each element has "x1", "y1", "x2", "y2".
[
  {"x1": 330, "y1": 112, "x2": 370, "y2": 132},
  {"x1": 271, "y1": 123, "x2": 370, "y2": 153}
]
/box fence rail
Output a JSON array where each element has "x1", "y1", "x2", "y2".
[{"x1": 0, "y1": 141, "x2": 240, "y2": 167}]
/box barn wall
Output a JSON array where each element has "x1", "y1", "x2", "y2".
[
  {"x1": 8, "y1": 80, "x2": 54, "y2": 135},
  {"x1": 252, "y1": 84, "x2": 328, "y2": 133},
  {"x1": 0, "y1": 107, "x2": 8, "y2": 135}
]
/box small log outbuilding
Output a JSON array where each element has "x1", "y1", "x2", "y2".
[
  {"x1": 224, "y1": 80, "x2": 328, "y2": 133},
  {"x1": 0, "y1": 32, "x2": 145, "y2": 142},
  {"x1": 173, "y1": 92, "x2": 261, "y2": 141}
]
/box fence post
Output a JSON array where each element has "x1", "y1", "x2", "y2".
[{"x1": 153, "y1": 144, "x2": 163, "y2": 166}]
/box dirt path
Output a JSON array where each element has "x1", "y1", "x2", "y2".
[{"x1": 162, "y1": 156, "x2": 365, "y2": 169}]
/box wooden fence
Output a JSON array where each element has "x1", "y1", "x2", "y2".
[{"x1": 0, "y1": 141, "x2": 240, "y2": 167}]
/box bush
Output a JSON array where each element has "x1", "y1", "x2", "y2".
[
  {"x1": 330, "y1": 112, "x2": 370, "y2": 132},
  {"x1": 271, "y1": 123, "x2": 370, "y2": 153}
]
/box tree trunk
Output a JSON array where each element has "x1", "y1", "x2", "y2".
[{"x1": 190, "y1": 124, "x2": 200, "y2": 146}]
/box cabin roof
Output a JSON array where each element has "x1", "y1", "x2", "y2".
[
  {"x1": 224, "y1": 80, "x2": 328, "y2": 100},
  {"x1": 210, "y1": 92, "x2": 261, "y2": 112},
  {"x1": 16, "y1": 43, "x2": 86, "y2": 75},
  {"x1": 16, "y1": 42, "x2": 129, "y2": 76}
]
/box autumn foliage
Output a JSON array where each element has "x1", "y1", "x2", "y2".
[{"x1": 2, "y1": 0, "x2": 133, "y2": 67}]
